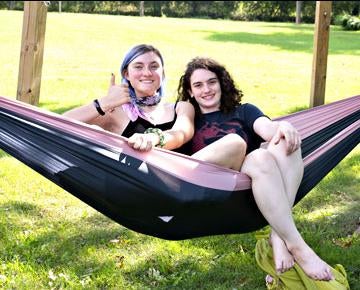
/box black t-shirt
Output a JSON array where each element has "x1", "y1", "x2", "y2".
[{"x1": 191, "y1": 103, "x2": 267, "y2": 154}]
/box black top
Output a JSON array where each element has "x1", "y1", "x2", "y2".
[
  {"x1": 122, "y1": 116, "x2": 176, "y2": 137},
  {"x1": 191, "y1": 103, "x2": 267, "y2": 154},
  {"x1": 122, "y1": 103, "x2": 191, "y2": 154}
]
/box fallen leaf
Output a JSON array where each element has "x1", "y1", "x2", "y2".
[{"x1": 332, "y1": 237, "x2": 353, "y2": 248}]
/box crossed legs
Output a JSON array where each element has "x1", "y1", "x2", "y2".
[
  {"x1": 192, "y1": 135, "x2": 333, "y2": 280},
  {"x1": 241, "y1": 139, "x2": 333, "y2": 280},
  {"x1": 266, "y1": 139, "x2": 303, "y2": 273}
]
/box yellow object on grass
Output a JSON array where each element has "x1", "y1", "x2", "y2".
[{"x1": 255, "y1": 238, "x2": 350, "y2": 290}]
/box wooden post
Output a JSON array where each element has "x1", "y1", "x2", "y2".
[
  {"x1": 17, "y1": 1, "x2": 47, "y2": 106},
  {"x1": 310, "y1": 1, "x2": 332, "y2": 108}
]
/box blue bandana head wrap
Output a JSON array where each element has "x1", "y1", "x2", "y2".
[{"x1": 120, "y1": 44, "x2": 166, "y2": 121}]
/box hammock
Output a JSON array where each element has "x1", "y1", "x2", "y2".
[{"x1": 0, "y1": 95, "x2": 359, "y2": 240}]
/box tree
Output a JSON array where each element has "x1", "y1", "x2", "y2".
[
  {"x1": 9, "y1": 1, "x2": 15, "y2": 9},
  {"x1": 139, "y1": 1, "x2": 144, "y2": 16},
  {"x1": 296, "y1": 1, "x2": 302, "y2": 24}
]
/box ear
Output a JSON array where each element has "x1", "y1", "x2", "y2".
[
  {"x1": 123, "y1": 70, "x2": 129, "y2": 80},
  {"x1": 187, "y1": 90, "x2": 194, "y2": 98}
]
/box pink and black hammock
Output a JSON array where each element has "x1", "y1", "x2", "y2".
[{"x1": 0, "y1": 95, "x2": 359, "y2": 240}]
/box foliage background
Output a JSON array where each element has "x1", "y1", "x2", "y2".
[{"x1": 2, "y1": 1, "x2": 360, "y2": 22}]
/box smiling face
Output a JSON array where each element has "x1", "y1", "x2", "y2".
[
  {"x1": 124, "y1": 51, "x2": 164, "y2": 97},
  {"x1": 189, "y1": 68, "x2": 222, "y2": 114}
]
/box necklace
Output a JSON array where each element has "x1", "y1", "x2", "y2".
[{"x1": 135, "y1": 94, "x2": 161, "y2": 106}]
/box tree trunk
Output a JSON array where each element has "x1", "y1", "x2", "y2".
[
  {"x1": 140, "y1": 1, "x2": 144, "y2": 16},
  {"x1": 9, "y1": 1, "x2": 16, "y2": 9},
  {"x1": 296, "y1": 1, "x2": 302, "y2": 24},
  {"x1": 59, "y1": 1, "x2": 61, "y2": 13}
]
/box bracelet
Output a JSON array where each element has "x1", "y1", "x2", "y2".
[
  {"x1": 93, "y1": 99, "x2": 105, "y2": 116},
  {"x1": 144, "y1": 128, "x2": 165, "y2": 148}
]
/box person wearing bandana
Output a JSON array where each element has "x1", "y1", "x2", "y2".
[{"x1": 64, "y1": 44, "x2": 194, "y2": 153}]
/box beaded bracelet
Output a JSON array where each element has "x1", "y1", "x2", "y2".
[
  {"x1": 144, "y1": 128, "x2": 165, "y2": 148},
  {"x1": 93, "y1": 99, "x2": 105, "y2": 116}
]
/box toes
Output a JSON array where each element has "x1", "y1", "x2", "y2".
[
  {"x1": 317, "y1": 269, "x2": 332, "y2": 281},
  {"x1": 275, "y1": 261, "x2": 283, "y2": 274},
  {"x1": 284, "y1": 262, "x2": 294, "y2": 272},
  {"x1": 323, "y1": 271, "x2": 331, "y2": 281},
  {"x1": 326, "y1": 268, "x2": 334, "y2": 280}
]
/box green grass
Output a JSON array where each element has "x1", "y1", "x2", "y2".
[{"x1": 0, "y1": 10, "x2": 359, "y2": 289}]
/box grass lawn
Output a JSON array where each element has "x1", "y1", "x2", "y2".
[{"x1": 0, "y1": 10, "x2": 359, "y2": 289}]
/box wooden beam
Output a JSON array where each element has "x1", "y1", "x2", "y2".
[
  {"x1": 310, "y1": 1, "x2": 332, "y2": 108},
  {"x1": 17, "y1": 1, "x2": 48, "y2": 106}
]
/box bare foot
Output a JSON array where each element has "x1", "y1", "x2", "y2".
[
  {"x1": 289, "y1": 242, "x2": 334, "y2": 281},
  {"x1": 270, "y1": 231, "x2": 295, "y2": 273}
]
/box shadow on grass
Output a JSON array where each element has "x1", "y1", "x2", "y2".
[
  {"x1": 274, "y1": 104, "x2": 310, "y2": 118},
  {"x1": 292, "y1": 150, "x2": 360, "y2": 288},
  {"x1": 1, "y1": 202, "x2": 150, "y2": 265},
  {"x1": 296, "y1": 149, "x2": 359, "y2": 214},
  {"x1": 204, "y1": 30, "x2": 360, "y2": 55},
  {"x1": 1, "y1": 200, "x2": 41, "y2": 215},
  {"x1": 294, "y1": 148, "x2": 359, "y2": 230},
  {"x1": 125, "y1": 249, "x2": 263, "y2": 289},
  {"x1": 0, "y1": 197, "x2": 264, "y2": 288},
  {"x1": 0, "y1": 149, "x2": 10, "y2": 159},
  {"x1": 265, "y1": 24, "x2": 315, "y2": 31},
  {"x1": 264, "y1": 24, "x2": 347, "y2": 33},
  {"x1": 1, "y1": 149, "x2": 358, "y2": 288},
  {"x1": 283, "y1": 105, "x2": 309, "y2": 115}
]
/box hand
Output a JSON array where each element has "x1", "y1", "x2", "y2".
[
  {"x1": 99, "y1": 74, "x2": 131, "y2": 111},
  {"x1": 127, "y1": 133, "x2": 159, "y2": 151},
  {"x1": 272, "y1": 121, "x2": 301, "y2": 155}
]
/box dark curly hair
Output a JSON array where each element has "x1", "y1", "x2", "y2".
[{"x1": 177, "y1": 57, "x2": 243, "y2": 116}]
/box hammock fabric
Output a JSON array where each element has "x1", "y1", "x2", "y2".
[{"x1": 0, "y1": 95, "x2": 359, "y2": 240}]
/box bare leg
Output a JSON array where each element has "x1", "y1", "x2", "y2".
[
  {"x1": 241, "y1": 149, "x2": 333, "y2": 280},
  {"x1": 266, "y1": 139, "x2": 303, "y2": 273},
  {"x1": 192, "y1": 133, "x2": 247, "y2": 171}
]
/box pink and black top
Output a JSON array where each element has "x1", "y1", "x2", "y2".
[{"x1": 192, "y1": 103, "x2": 266, "y2": 154}]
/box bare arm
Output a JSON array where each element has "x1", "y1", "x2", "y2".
[
  {"x1": 128, "y1": 101, "x2": 195, "y2": 151},
  {"x1": 63, "y1": 74, "x2": 131, "y2": 126},
  {"x1": 163, "y1": 101, "x2": 195, "y2": 149},
  {"x1": 253, "y1": 116, "x2": 301, "y2": 154}
]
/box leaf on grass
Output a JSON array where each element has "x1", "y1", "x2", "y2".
[
  {"x1": 116, "y1": 255, "x2": 125, "y2": 268},
  {"x1": 237, "y1": 276, "x2": 249, "y2": 288},
  {"x1": 332, "y1": 237, "x2": 353, "y2": 248}
]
